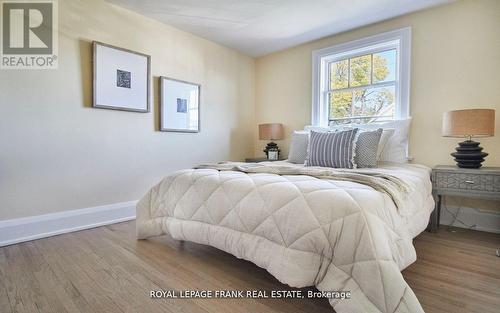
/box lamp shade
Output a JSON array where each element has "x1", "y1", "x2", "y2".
[
  {"x1": 259, "y1": 123, "x2": 284, "y2": 140},
  {"x1": 442, "y1": 109, "x2": 495, "y2": 138}
]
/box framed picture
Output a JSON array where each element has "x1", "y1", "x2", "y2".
[
  {"x1": 160, "y1": 76, "x2": 200, "y2": 132},
  {"x1": 93, "y1": 41, "x2": 151, "y2": 112}
]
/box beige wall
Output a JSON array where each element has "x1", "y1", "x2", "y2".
[
  {"x1": 254, "y1": 0, "x2": 500, "y2": 211},
  {"x1": 2, "y1": 0, "x2": 499, "y2": 221},
  {"x1": 0, "y1": 0, "x2": 255, "y2": 220}
]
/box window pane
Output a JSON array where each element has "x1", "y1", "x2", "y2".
[
  {"x1": 329, "y1": 60, "x2": 348, "y2": 89},
  {"x1": 349, "y1": 54, "x2": 371, "y2": 87},
  {"x1": 352, "y1": 85, "x2": 395, "y2": 123},
  {"x1": 329, "y1": 91, "x2": 352, "y2": 120},
  {"x1": 373, "y1": 49, "x2": 396, "y2": 83}
]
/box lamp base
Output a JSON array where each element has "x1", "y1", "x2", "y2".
[
  {"x1": 451, "y1": 140, "x2": 488, "y2": 169},
  {"x1": 263, "y1": 142, "x2": 280, "y2": 159}
]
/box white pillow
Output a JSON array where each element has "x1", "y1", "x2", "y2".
[
  {"x1": 350, "y1": 118, "x2": 412, "y2": 163},
  {"x1": 303, "y1": 125, "x2": 330, "y2": 132},
  {"x1": 288, "y1": 131, "x2": 309, "y2": 164},
  {"x1": 377, "y1": 129, "x2": 395, "y2": 160},
  {"x1": 304, "y1": 125, "x2": 351, "y2": 133}
]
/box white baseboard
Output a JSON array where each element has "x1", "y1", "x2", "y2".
[
  {"x1": 1, "y1": 200, "x2": 496, "y2": 247},
  {"x1": 440, "y1": 205, "x2": 500, "y2": 234},
  {"x1": 0, "y1": 200, "x2": 137, "y2": 247}
]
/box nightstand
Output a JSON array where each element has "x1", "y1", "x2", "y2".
[
  {"x1": 245, "y1": 157, "x2": 286, "y2": 163},
  {"x1": 429, "y1": 165, "x2": 500, "y2": 232}
]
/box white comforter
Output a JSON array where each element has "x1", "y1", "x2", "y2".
[{"x1": 136, "y1": 162, "x2": 434, "y2": 313}]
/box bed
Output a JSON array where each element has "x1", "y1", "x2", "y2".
[{"x1": 136, "y1": 160, "x2": 433, "y2": 313}]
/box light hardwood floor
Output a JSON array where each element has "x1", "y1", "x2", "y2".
[{"x1": 0, "y1": 221, "x2": 498, "y2": 313}]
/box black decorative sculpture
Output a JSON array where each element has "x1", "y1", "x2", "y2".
[{"x1": 450, "y1": 139, "x2": 488, "y2": 168}]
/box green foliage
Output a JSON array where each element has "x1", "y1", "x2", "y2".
[
  {"x1": 330, "y1": 91, "x2": 351, "y2": 120},
  {"x1": 331, "y1": 59, "x2": 348, "y2": 89},
  {"x1": 350, "y1": 55, "x2": 371, "y2": 86},
  {"x1": 373, "y1": 55, "x2": 390, "y2": 83}
]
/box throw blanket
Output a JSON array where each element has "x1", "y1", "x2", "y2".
[
  {"x1": 137, "y1": 162, "x2": 432, "y2": 313},
  {"x1": 194, "y1": 162, "x2": 411, "y2": 212}
]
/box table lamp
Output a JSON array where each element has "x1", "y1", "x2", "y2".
[
  {"x1": 259, "y1": 123, "x2": 284, "y2": 160},
  {"x1": 442, "y1": 109, "x2": 495, "y2": 168}
]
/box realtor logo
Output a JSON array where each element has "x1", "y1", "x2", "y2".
[{"x1": 1, "y1": 0, "x2": 58, "y2": 69}]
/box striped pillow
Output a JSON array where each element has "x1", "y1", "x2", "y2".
[{"x1": 306, "y1": 129, "x2": 359, "y2": 168}]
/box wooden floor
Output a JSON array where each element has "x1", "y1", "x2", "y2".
[{"x1": 0, "y1": 222, "x2": 498, "y2": 313}]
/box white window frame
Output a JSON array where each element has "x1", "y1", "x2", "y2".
[{"x1": 311, "y1": 27, "x2": 411, "y2": 127}]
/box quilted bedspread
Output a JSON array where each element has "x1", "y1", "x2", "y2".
[{"x1": 136, "y1": 162, "x2": 434, "y2": 313}]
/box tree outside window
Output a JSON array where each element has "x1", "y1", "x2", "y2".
[{"x1": 328, "y1": 49, "x2": 396, "y2": 125}]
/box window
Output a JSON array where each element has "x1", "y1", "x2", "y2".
[{"x1": 312, "y1": 28, "x2": 411, "y2": 127}]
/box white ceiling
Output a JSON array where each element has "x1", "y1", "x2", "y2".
[{"x1": 107, "y1": 0, "x2": 453, "y2": 57}]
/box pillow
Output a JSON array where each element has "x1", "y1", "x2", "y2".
[
  {"x1": 303, "y1": 125, "x2": 330, "y2": 132},
  {"x1": 306, "y1": 129, "x2": 359, "y2": 168},
  {"x1": 377, "y1": 129, "x2": 395, "y2": 160},
  {"x1": 304, "y1": 125, "x2": 350, "y2": 132},
  {"x1": 288, "y1": 131, "x2": 309, "y2": 164},
  {"x1": 350, "y1": 118, "x2": 412, "y2": 163},
  {"x1": 333, "y1": 126, "x2": 394, "y2": 161},
  {"x1": 355, "y1": 128, "x2": 383, "y2": 168}
]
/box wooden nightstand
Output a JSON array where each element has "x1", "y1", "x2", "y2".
[
  {"x1": 245, "y1": 157, "x2": 286, "y2": 163},
  {"x1": 429, "y1": 165, "x2": 500, "y2": 232}
]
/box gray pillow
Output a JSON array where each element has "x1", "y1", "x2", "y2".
[
  {"x1": 306, "y1": 129, "x2": 358, "y2": 168},
  {"x1": 355, "y1": 128, "x2": 383, "y2": 168},
  {"x1": 288, "y1": 131, "x2": 309, "y2": 164}
]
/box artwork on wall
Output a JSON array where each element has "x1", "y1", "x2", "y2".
[
  {"x1": 160, "y1": 76, "x2": 200, "y2": 132},
  {"x1": 93, "y1": 41, "x2": 151, "y2": 112}
]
